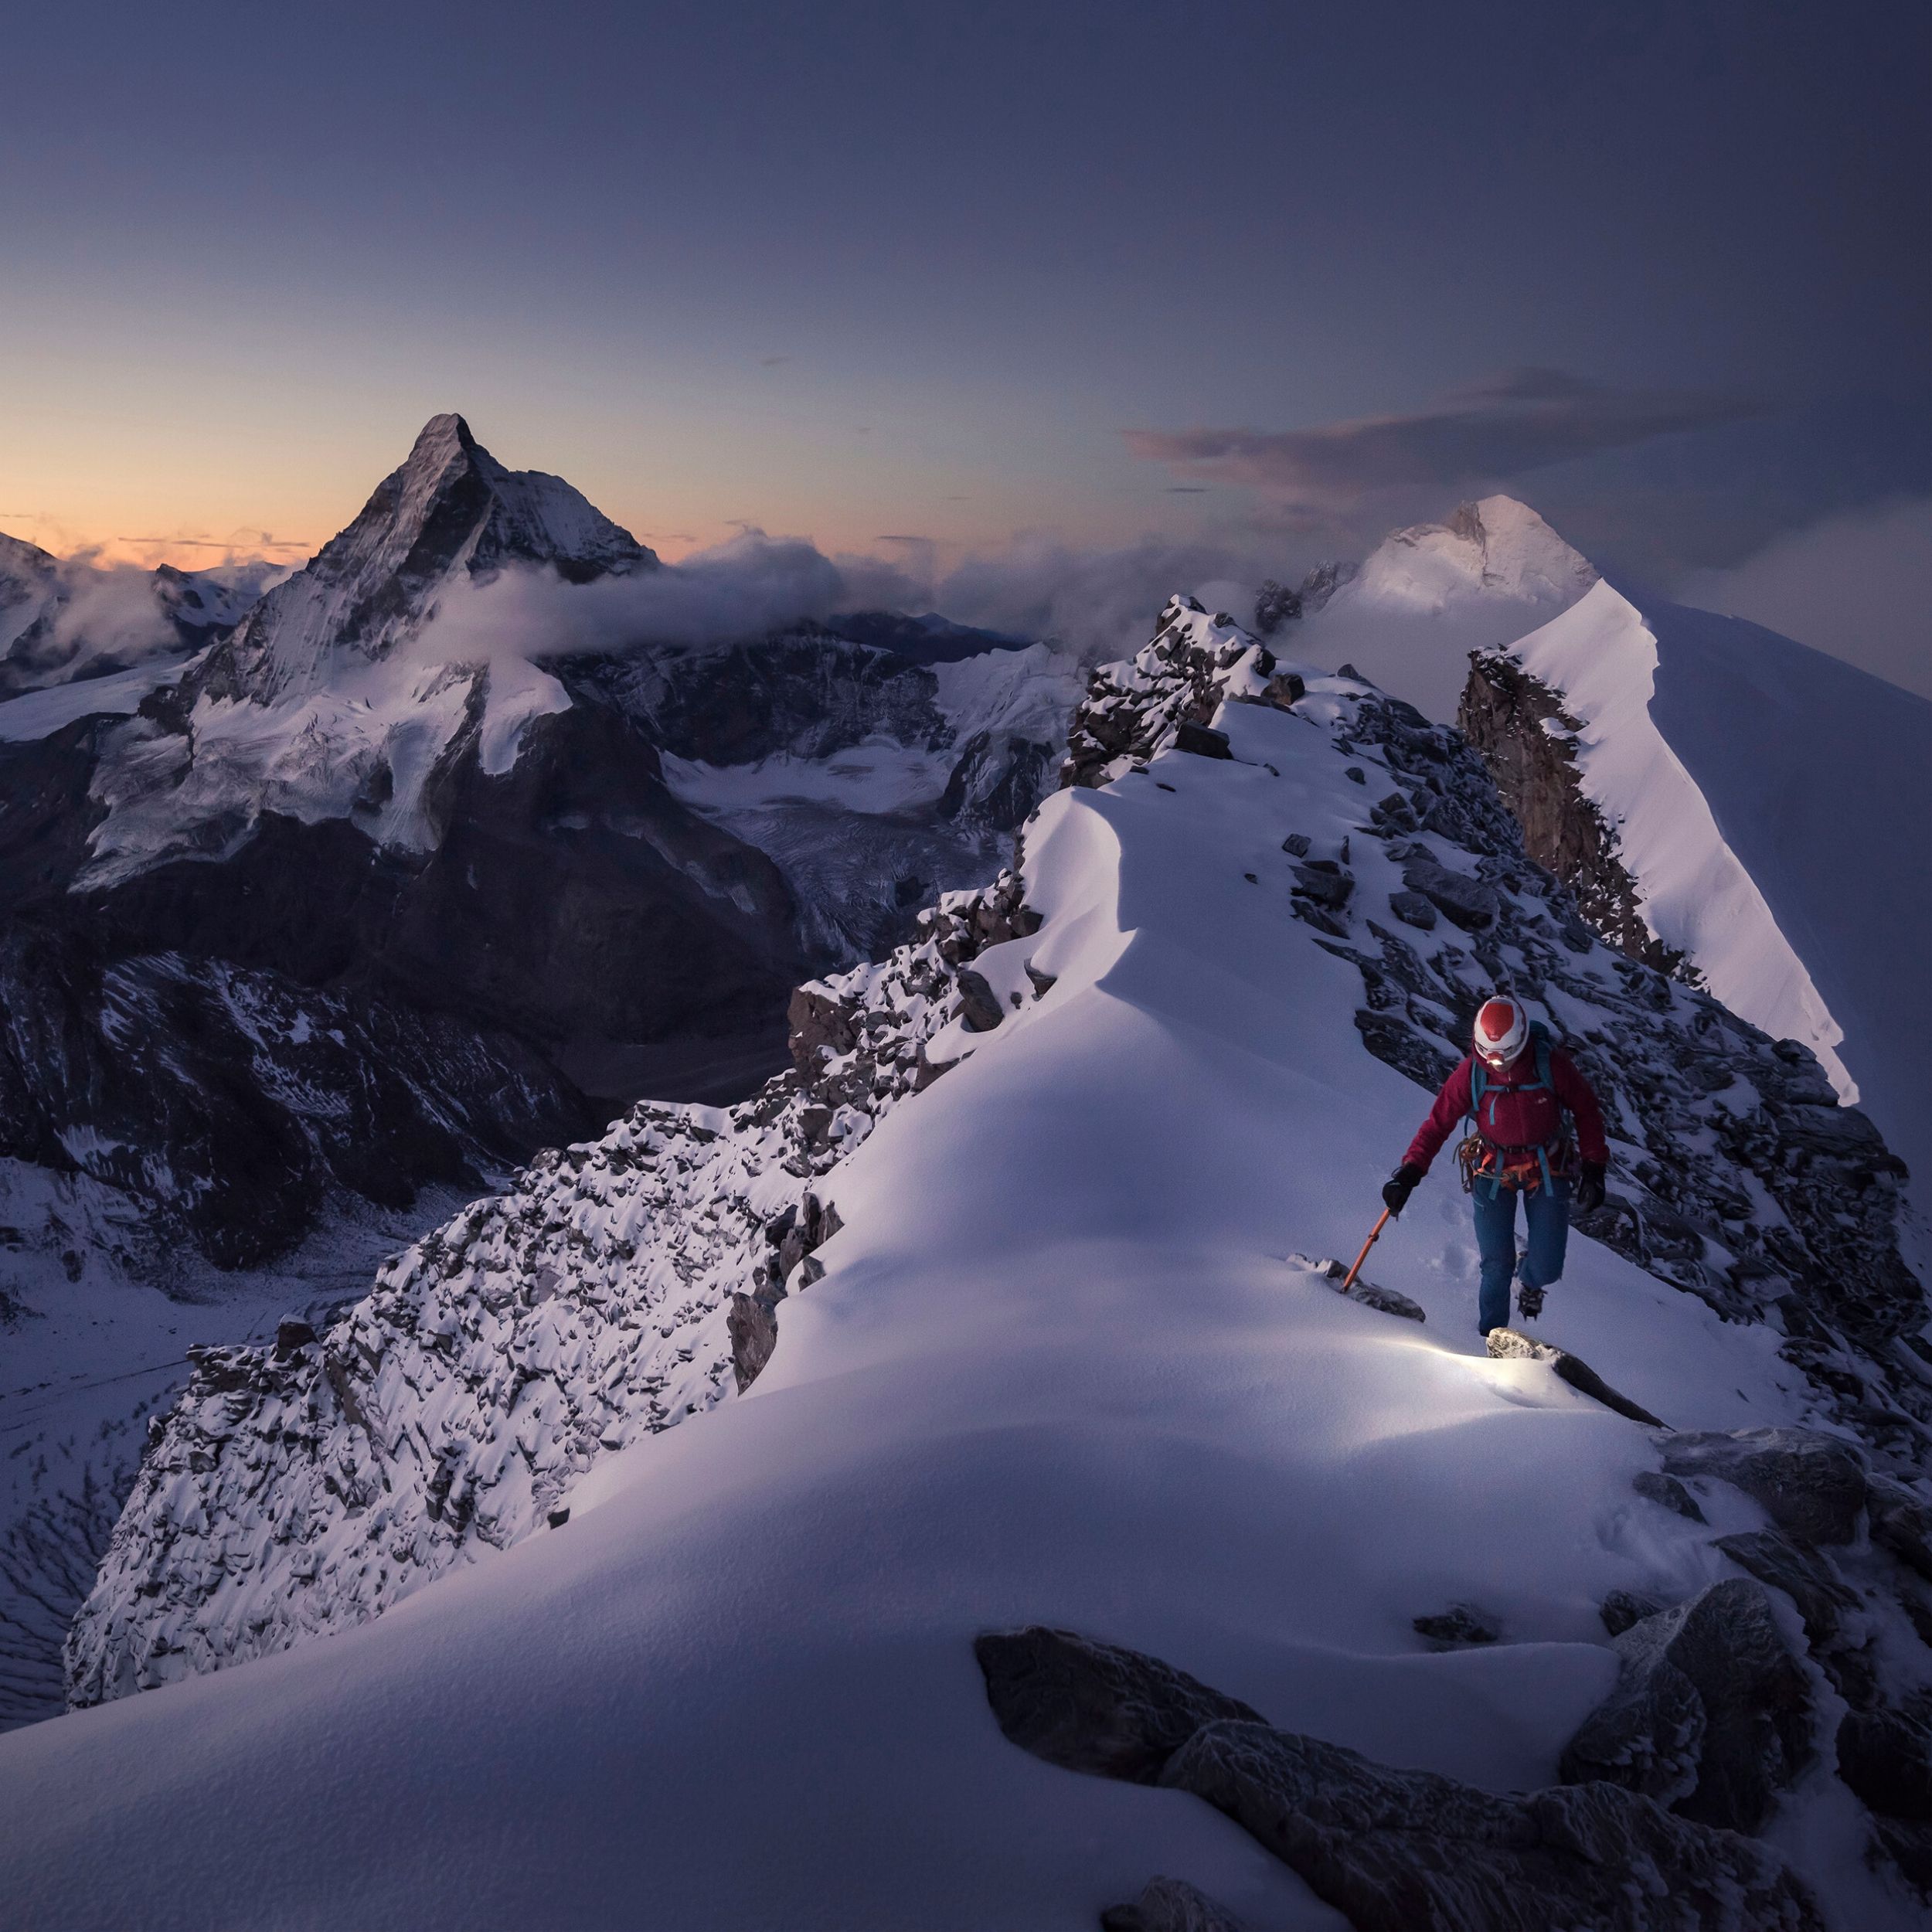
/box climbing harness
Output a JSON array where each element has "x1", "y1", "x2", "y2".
[{"x1": 1458, "y1": 1022, "x2": 1577, "y2": 1199}]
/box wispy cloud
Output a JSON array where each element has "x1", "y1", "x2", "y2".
[
  {"x1": 413, "y1": 526, "x2": 1287, "y2": 672},
  {"x1": 1128, "y1": 369, "x2": 1766, "y2": 524}
]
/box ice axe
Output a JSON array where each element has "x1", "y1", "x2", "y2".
[{"x1": 1340, "y1": 1207, "x2": 1392, "y2": 1292}]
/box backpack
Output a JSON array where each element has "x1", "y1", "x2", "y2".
[{"x1": 1458, "y1": 1022, "x2": 1575, "y2": 1198}]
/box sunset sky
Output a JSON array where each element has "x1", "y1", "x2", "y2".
[{"x1": 3, "y1": 0, "x2": 1926, "y2": 623}]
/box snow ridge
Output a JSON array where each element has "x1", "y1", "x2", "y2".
[
  {"x1": 1502, "y1": 581, "x2": 1854, "y2": 1100},
  {"x1": 10, "y1": 595, "x2": 1932, "y2": 1930},
  {"x1": 67, "y1": 597, "x2": 1927, "y2": 1719}
]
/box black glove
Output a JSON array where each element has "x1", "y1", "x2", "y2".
[
  {"x1": 1383, "y1": 1162, "x2": 1424, "y2": 1216},
  {"x1": 1573, "y1": 1162, "x2": 1607, "y2": 1213}
]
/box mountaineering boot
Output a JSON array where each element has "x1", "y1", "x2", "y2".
[{"x1": 1515, "y1": 1280, "x2": 1545, "y2": 1321}]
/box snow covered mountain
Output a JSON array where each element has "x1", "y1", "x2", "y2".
[
  {"x1": 0, "y1": 416, "x2": 1074, "y2": 1730},
  {"x1": 1294, "y1": 495, "x2": 1600, "y2": 719},
  {"x1": 1462, "y1": 583, "x2": 1932, "y2": 1236},
  {"x1": 0, "y1": 532, "x2": 281, "y2": 699},
  {"x1": 13, "y1": 600, "x2": 1927, "y2": 1927}
]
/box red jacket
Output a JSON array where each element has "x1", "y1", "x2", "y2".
[{"x1": 1404, "y1": 1045, "x2": 1607, "y2": 1174}]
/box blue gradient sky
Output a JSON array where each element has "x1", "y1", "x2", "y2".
[{"x1": 2, "y1": 0, "x2": 1925, "y2": 586}]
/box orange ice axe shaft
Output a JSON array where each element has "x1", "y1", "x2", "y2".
[{"x1": 1341, "y1": 1208, "x2": 1392, "y2": 1292}]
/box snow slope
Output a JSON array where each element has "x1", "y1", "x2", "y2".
[
  {"x1": 1505, "y1": 583, "x2": 1932, "y2": 1219},
  {"x1": 1299, "y1": 495, "x2": 1599, "y2": 719},
  {"x1": 4, "y1": 616, "x2": 1923, "y2": 1927}
]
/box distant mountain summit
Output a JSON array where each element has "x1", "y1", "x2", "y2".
[
  {"x1": 0, "y1": 531, "x2": 274, "y2": 699},
  {"x1": 1295, "y1": 495, "x2": 1600, "y2": 718},
  {"x1": 196, "y1": 412, "x2": 655, "y2": 706},
  {"x1": 1359, "y1": 494, "x2": 1600, "y2": 611}
]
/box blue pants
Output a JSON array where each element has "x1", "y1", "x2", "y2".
[{"x1": 1472, "y1": 1180, "x2": 1570, "y2": 1334}]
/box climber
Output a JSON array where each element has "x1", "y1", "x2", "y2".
[{"x1": 1380, "y1": 996, "x2": 1608, "y2": 1336}]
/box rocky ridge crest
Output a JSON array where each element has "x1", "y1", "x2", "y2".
[{"x1": 64, "y1": 869, "x2": 1041, "y2": 1704}]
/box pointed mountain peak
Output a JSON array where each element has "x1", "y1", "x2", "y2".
[
  {"x1": 400, "y1": 412, "x2": 481, "y2": 472},
  {"x1": 197, "y1": 417, "x2": 658, "y2": 704}
]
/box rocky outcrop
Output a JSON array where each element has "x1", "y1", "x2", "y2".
[
  {"x1": 977, "y1": 1626, "x2": 1825, "y2": 1932},
  {"x1": 1100, "y1": 1876, "x2": 1249, "y2": 1931},
  {"x1": 1058, "y1": 597, "x2": 1302, "y2": 790},
  {"x1": 1289, "y1": 1253, "x2": 1426, "y2": 1323},
  {"x1": 66, "y1": 868, "x2": 1049, "y2": 1707},
  {"x1": 1485, "y1": 1329, "x2": 1665, "y2": 1427},
  {"x1": 1459, "y1": 650, "x2": 1690, "y2": 978},
  {"x1": 1559, "y1": 1580, "x2": 1813, "y2": 1835},
  {"x1": 975, "y1": 1627, "x2": 1264, "y2": 1784},
  {"x1": 1657, "y1": 1430, "x2": 1868, "y2": 1546}
]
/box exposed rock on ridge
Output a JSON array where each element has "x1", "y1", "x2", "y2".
[
  {"x1": 64, "y1": 868, "x2": 1047, "y2": 1705},
  {"x1": 1460, "y1": 648, "x2": 1689, "y2": 976},
  {"x1": 977, "y1": 1625, "x2": 1825, "y2": 1932}
]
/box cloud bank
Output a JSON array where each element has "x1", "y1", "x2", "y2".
[
  {"x1": 418, "y1": 529, "x2": 1284, "y2": 672},
  {"x1": 1128, "y1": 369, "x2": 1765, "y2": 526},
  {"x1": 1674, "y1": 495, "x2": 1932, "y2": 699}
]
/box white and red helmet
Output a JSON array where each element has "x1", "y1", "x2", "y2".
[{"x1": 1473, "y1": 996, "x2": 1529, "y2": 1069}]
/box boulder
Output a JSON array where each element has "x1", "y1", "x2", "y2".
[
  {"x1": 954, "y1": 967, "x2": 1005, "y2": 1033},
  {"x1": 1659, "y1": 1429, "x2": 1867, "y2": 1546},
  {"x1": 1560, "y1": 1578, "x2": 1812, "y2": 1835},
  {"x1": 1631, "y1": 1471, "x2": 1705, "y2": 1522},
  {"x1": 1386, "y1": 889, "x2": 1437, "y2": 931},
  {"x1": 726, "y1": 1292, "x2": 779, "y2": 1393},
  {"x1": 1100, "y1": 1876, "x2": 1250, "y2": 1932},
  {"x1": 1400, "y1": 856, "x2": 1498, "y2": 932},
  {"x1": 1600, "y1": 1590, "x2": 1662, "y2": 1638},
  {"x1": 1837, "y1": 1699, "x2": 1932, "y2": 1821},
  {"x1": 273, "y1": 1318, "x2": 317, "y2": 1359},
  {"x1": 1291, "y1": 863, "x2": 1353, "y2": 909},
  {"x1": 1163, "y1": 1718, "x2": 1824, "y2": 1932},
  {"x1": 1412, "y1": 1605, "x2": 1499, "y2": 1648},
  {"x1": 1713, "y1": 1529, "x2": 1859, "y2": 1646},
  {"x1": 1485, "y1": 1328, "x2": 1665, "y2": 1427},
  {"x1": 787, "y1": 981, "x2": 860, "y2": 1075},
  {"x1": 972, "y1": 1627, "x2": 1260, "y2": 1785},
  {"x1": 1174, "y1": 722, "x2": 1233, "y2": 760},
  {"x1": 1868, "y1": 1474, "x2": 1932, "y2": 1583},
  {"x1": 1289, "y1": 1253, "x2": 1425, "y2": 1322}
]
